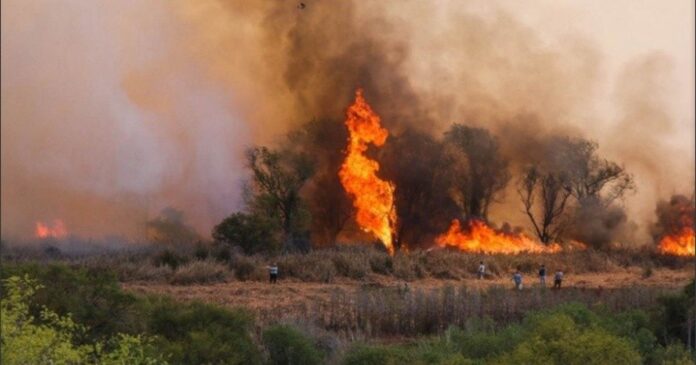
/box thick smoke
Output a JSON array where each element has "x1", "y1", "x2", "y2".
[
  {"x1": 1, "y1": 1, "x2": 250, "y2": 239},
  {"x1": 1, "y1": 0, "x2": 693, "y2": 244},
  {"x1": 651, "y1": 194, "x2": 695, "y2": 241}
]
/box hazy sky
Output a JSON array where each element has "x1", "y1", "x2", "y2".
[{"x1": 1, "y1": 0, "x2": 693, "y2": 242}]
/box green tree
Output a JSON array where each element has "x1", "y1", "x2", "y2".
[
  {"x1": 212, "y1": 212, "x2": 281, "y2": 254},
  {"x1": 246, "y1": 146, "x2": 314, "y2": 251}
]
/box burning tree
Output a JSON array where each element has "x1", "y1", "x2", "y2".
[
  {"x1": 287, "y1": 119, "x2": 352, "y2": 246},
  {"x1": 146, "y1": 207, "x2": 200, "y2": 246},
  {"x1": 652, "y1": 194, "x2": 695, "y2": 256},
  {"x1": 443, "y1": 124, "x2": 510, "y2": 221},
  {"x1": 382, "y1": 130, "x2": 459, "y2": 248}
]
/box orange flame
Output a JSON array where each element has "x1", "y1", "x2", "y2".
[
  {"x1": 435, "y1": 219, "x2": 565, "y2": 254},
  {"x1": 657, "y1": 227, "x2": 695, "y2": 256},
  {"x1": 35, "y1": 219, "x2": 67, "y2": 239},
  {"x1": 339, "y1": 89, "x2": 397, "y2": 254}
]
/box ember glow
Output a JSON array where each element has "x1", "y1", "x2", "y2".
[
  {"x1": 657, "y1": 227, "x2": 695, "y2": 256},
  {"x1": 35, "y1": 220, "x2": 67, "y2": 239},
  {"x1": 339, "y1": 89, "x2": 397, "y2": 254},
  {"x1": 435, "y1": 219, "x2": 563, "y2": 254}
]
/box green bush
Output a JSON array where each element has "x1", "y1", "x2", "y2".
[
  {"x1": 141, "y1": 297, "x2": 261, "y2": 365},
  {"x1": 341, "y1": 345, "x2": 406, "y2": 365},
  {"x1": 262, "y1": 325, "x2": 323, "y2": 365},
  {"x1": 493, "y1": 314, "x2": 641, "y2": 365},
  {"x1": 1, "y1": 275, "x2": 165, "y2": 365},
  {"x1": 232, "y1": 256, "x2": 260, "y2": 281},
  {"x1": 212, "y1": 212, "x2": 281, "y2": 254},
  {"x1": 0, "y1": 263, "x2": 142, "y2": 344}
]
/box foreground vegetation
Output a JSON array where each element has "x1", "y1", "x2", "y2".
[{"x1": 1, "y1": 262, "x2": 694, "y2": 364}]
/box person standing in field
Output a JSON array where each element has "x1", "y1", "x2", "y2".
[
  {"x1": 268, "y1": 263, "x2": 278, "y2": 284},
  {"x1": 477, "y1": 261, "x2": 486, "y2": 279},
  {"x1": 513, "y1": 268, "x2": 523, "y2": 290},
  {"x1": 538, "y1": 264, "x2": 547, "y2": 287},
  {"x1": 553, "y1": 270, "x2": 563, "y2": 289}
]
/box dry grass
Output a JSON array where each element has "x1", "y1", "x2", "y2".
[
  {"x1": 169, "y1": 260, "x2": 230, "y2": 285},
  {"x1": 2, "y1": 242, "x2": 693, "y2": 285}
]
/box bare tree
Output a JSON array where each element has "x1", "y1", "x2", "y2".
[
  {"x1": 550, "y1": 137, "x2": 634, "y2": 204},
  {"x1": 518, "y1": 167, "x2": 573, "y2": 243},
  {"x1": 444, "y1": 124, "x2": 510, "y2": 221}
]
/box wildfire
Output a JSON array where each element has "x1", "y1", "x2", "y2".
[
  {"x1": 339, "y1": 89, "x2": 397, "y2": 254},
  {"x1": 35, "y1": 219, "x2": 67, "y2": 239},
  {"x1": 657, "y1": 227, "x2": 695, "y2": 256},
  {"x1": 435, "y1": 219, "x2": 563, "y2": 254}
]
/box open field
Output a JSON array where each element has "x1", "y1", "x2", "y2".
[{"x1": 124, "y1": 267, "x2": 694, "y2": 314}]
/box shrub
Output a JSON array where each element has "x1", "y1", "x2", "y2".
[
  {"x1": 169, "y1": 260, "x2": 229, "y2": 285},
  {"x1": 194, "y1": 244, "x2": 209, "y2": 260},
  {"x1": 232, "y1": 255, "x2": 263, "y2": 281},
  {"x1": 0, "y1": 263, "x2": 142, "y2": 344},
  {"x1": 332, "y1": 253, "x2": 369, "y2": 279},
  {"x1": 213, "y1": 246, "x2": 232, "y2": 263},
  {"x1": 1, "y1": 275, "x2": 165, "y2": 365},
  {"x1": 142, "y1": 297, "x2": 261, "y2": 365},
  {"x1": 212, "y1": 212, "x2": 281, "y2": 254},
  {"x1": 262, "y1": 325, "x2": 323, "y2": 365},
  {"x1": 369, "y1": 255, "x2": 393, "y2": 275},
  {"x1": 341, "y1": 345, "x2": 406, "y2": 365},
  {"x1": 152, "y1": 249, "x2": 188, "y2": 270},
  {"x1": 494, "y1": 314, "x2": 642, "y2": 365}
]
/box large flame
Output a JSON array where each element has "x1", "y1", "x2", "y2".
[
  {"x1": 435, "y1": 219, "x2": 565, "y2": 254},
  {"x1": 339, "y1": 89, "x2": 397, "y2": 254},
  {"x1": 657, "y1": 227, "x2": 695, "y2": 256},
  {"x1": 35, "y1": 219, "x2": 67, "y2": 239}
]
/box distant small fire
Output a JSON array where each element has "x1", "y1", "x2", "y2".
[
  {"x1": 657, "y1": 227, "x2": 695, "y2": 256},
  {"x1": 35, "y1": 220, "x2": 67, "y2": 239},
  {"x1": 435, "y1": 219, "x2": 572, "y2": 254}
]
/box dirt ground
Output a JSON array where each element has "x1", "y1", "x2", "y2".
[{"x1": 123, "y1": 267, "x2": 694, "y2": 314}]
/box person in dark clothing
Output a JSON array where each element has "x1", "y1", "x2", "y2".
[
  {"x1": 513, "y1": 268, "x2": 523, "y2": 290},
  {"x1": 539, "y1": 264, "x2": 547, "y2": 287}
]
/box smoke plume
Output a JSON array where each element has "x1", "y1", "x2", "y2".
[{"x1": 1, "y1": 0, "x2": 693, "y2": 244}]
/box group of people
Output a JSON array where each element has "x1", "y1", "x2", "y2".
[
  {"x1": 478, "y1": 261, "x2": 564, "y2": 290},
  {"x1": 266, "y1": 261, "x2": 564, "y2": 288}
]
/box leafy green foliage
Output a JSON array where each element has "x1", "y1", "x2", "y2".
[
  {"x1": 140, "y1": 297, "x2": 261, "y2": 365},
  {"x1": 262, "y1": 325, "x2": 323, "y2": 365},
  {"x1": 245, "y1": 146, "x2": 314, "y2": 250},
  {"x1": 0, "y1": 263, "x2": 142, "y2": 344},
  {"x1": 213, "y1": 212, "x2": 281, "y2": 254},
  {"x1": 1, "y1": 275, "x2": 165, "y2": 365}
]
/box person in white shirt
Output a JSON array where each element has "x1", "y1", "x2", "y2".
[
  {"x1": 477, "y1": 261, "x2": 485, "y2": 279},
  {"x1": 268, "y1": 263, "x2": 278, "y2": 284}
]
